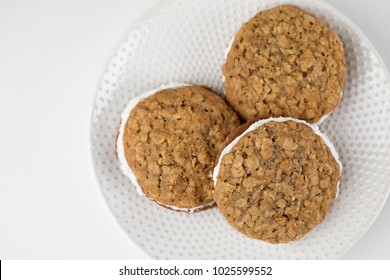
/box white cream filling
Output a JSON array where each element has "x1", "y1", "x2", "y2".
[
  {"x1": 315, "y1": 112, "x2": 330, "y2": 126},
  {"x1": 213, "y1": 117, "x2": 342, "y2": 199},
  {"x1": 116, "y1": 82, "x2": 216, "y2": 213},
  {"x1": 224, "y1": 35, "x2": 236, "y2": 65},
  {"x1": 222, "y1": 35, "x2": 236, "y2": 85}
]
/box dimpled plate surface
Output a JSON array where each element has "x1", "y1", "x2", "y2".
[{"x1": 90, "y1": 0, "x2": 390, "y2": 259}]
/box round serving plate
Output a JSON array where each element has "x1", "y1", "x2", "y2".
[{"x1": 90, "y1": 0, "x2": 390, "y2": 259}]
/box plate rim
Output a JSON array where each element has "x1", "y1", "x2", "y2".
[{"x1": 314, "y1": 0, "x2": 390, "y2": 258}]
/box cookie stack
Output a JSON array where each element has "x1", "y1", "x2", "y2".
[{"x1": 116, "y1": 5, "x2": 345, "y2": 244}]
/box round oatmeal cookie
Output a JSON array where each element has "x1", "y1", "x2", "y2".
[
  {"x1": 117, "y1": 84, "x2": 240, "y2": 213},
  {"x1": 223, "y1": 5, "x2": 346, "y2": 122},
  {"x1": 213, "y1": 118, "x2": 341, "y2": 243}
]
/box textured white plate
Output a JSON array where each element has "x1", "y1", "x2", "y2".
[{"x1": 90, "y1": 0, "x2": 390, "y2": 259}]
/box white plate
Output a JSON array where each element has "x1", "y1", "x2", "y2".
[{"x1": 90, "y1": 0, "x2": 390, "y2": 259}]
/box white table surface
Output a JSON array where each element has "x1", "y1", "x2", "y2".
[{"x1": 0, "y1": 0, "x2": 389, "y2": 260}]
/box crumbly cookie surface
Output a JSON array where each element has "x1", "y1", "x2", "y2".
[
  {"x1": 223, "y1": 5, "x2": 346, "y2": 122},
  {"x1": 213, "y1": 120, "x2": 340, "y2": 243},
  {"x1": 123, "y1": 86, "x2": 240, "y2": 209}
]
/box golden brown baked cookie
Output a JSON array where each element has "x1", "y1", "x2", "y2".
[
  {"x1": 223, "y1": 5, "x2": 346, "y2": 122},
  {"x1": 213, "y1": 118, "x2": 341, "y2": 243},
  {"x1": 117, "y1": 84, "x2": 240, "y2": 213}
]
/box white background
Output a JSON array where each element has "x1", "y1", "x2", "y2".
[{"x1": 0, "y1": 0, "x2": 389, "y2": 259}]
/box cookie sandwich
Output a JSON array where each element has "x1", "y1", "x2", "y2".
[
  {"x1": 117, "y1": 83, "x2": 240, "y2": 213},
  {"x1": 223, "y1": 5, "x2": 346, "y2": 122},
  {"x1": 213, "y1": 117, "x2": 341, "y2": 243}
]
